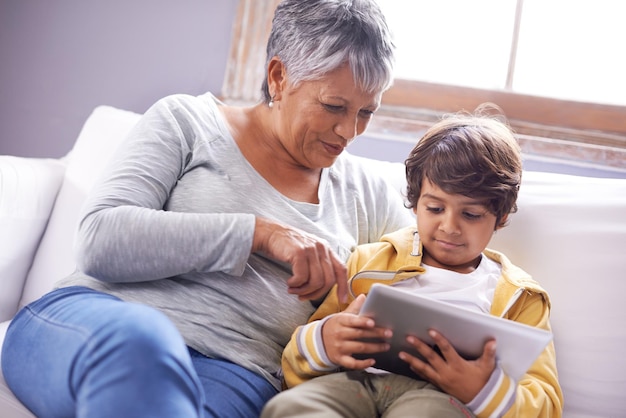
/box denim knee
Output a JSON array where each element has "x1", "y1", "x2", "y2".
[
  {"x1": 77, "y1": 301, "x2": 192, "y2": 371},
  {"x1": 70, "y1": 302, "x2": 205, "y2": 417},
  {"x1": 2, "y1": 290, "x2": 204, "y2": 418}
]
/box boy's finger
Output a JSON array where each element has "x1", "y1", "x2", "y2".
[{"x1": 344, "y1": 293, "x2": 366, "y2": 314}]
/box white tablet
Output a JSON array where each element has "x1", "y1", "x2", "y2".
[{"x1": 357, "y1": 283, "x2": 552, "y2": 381}]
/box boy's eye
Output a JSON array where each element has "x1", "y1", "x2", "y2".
[
  {"x1": 426, "y1": 207, "x2": 443, "y2": 214},
  {"x1": 463, "y1": 212, "x2": 483, "y2": 220}
]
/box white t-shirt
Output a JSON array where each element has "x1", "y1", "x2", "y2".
[{"x1": 391, "y1": 254, "x2": 501, "y2": 314}]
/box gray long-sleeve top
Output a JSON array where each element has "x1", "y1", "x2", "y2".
[{"x1": 57, "y1": 92, "x2": 414, "y2": 389}]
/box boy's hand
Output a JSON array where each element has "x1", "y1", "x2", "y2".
[
  {"x1": 399, "y1": 330, "x2": 497, "y2": 403},
  {"x1": 321, "y1": 294, "x2": 391, "y2": 369}
]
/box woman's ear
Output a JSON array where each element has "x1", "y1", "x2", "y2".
[{"x1": 267, "y1": 56, "x2": 286, "y2": 101}]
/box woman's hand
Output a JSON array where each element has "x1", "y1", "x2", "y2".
[
  {"x1": 399, "y1": 330, "x2": 497, "y2": 403},
  {"x1": 253, "y1": 216, "x2": 348, "y2": 302},
  {"x1": 322, "y1": 294, "x2": 391, "y2": 368}
]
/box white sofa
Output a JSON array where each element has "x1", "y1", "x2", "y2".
[{"x1": 1, "y1": 105, "x2": 625, "y2": 418}]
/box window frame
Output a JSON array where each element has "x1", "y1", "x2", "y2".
[{"x1": 221, "y1": 0, "x2": 626, "y2": 170}]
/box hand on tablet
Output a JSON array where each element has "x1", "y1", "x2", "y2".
[
  {"x1": 399, "y1": 330, "x2": 497, "y2": 403},
  {"x1": 321, "y1": 294, "x2": 392, "y2": 369}
]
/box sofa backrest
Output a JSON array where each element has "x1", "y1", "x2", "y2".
[
  {"x1": 0, "y1": 157, "x2": 66, "y2": 322},
  {"x1": 19, "y1": 106, "x2": 141, "y2": 308},
  {"x1": 490, "y1": 171, "x2": 626, "y2": 417}
]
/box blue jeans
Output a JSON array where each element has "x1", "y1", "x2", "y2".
[{"x1": 2, "y1": 286, "x2": 278, "y2": 418}]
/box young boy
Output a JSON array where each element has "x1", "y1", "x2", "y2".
[{"x1": 262, "y1": 111, "x2": 564, "y2": 417}]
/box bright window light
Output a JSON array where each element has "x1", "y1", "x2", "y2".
[{"x1": 378, "y1": 0, "x2": 626, "y2": 106}]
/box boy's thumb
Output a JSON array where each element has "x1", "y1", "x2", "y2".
[{"x1": 344, "y1": 293, "x2": 367, "y2": 314}]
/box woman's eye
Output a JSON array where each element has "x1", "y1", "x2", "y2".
[
  {"x1": 359, "y1": 109, "x2": 374, "y2": 118},
  {"x1": 323, "y1": 104, "x2": 343, "y2": 113}
]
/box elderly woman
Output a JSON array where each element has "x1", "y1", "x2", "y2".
[{"x1": 1, "y1": 0, "x2": 413, "y2": 417}]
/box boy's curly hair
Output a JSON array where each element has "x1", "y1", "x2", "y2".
[{"x1": 404, "y1": 105, "x2": 522, "y2": 229}]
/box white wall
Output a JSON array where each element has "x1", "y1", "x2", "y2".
[{"x1": 0, "y1": 0, "x2": 238, "y2": 158}]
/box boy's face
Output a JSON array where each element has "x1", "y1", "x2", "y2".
[{"x1": 415, "y1": 179, "x2": 502, "y2": 274}]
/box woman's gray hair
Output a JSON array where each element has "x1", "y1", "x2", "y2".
[{"x1": 261, "y1": 0, "x2": 395, "y2": 103}]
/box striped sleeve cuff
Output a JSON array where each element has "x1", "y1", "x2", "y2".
[
  {"x1": 466, "y1": 364, "x2": 516, "y2": 418},
  {"x1": 295, "y1": 316, "x2": 337, "y2": 372}
]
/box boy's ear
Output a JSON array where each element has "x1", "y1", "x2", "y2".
[
  {"x1": 267, "y1": 56, "x2": 286, "y2": 101},
  {"x1": 495, "y1": 214, "x2": 509, "y2": 230}
]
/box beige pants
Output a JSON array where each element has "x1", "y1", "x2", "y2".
[{"x1": 261, "y1": 370, "x2": 475, "y2": 418}]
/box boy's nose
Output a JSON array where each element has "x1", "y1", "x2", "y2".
[{"x1": 439, "y1": 214, "x2": 461, "y2": 235}]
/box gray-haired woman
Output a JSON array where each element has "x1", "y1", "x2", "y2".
[{"x1": 2, "y1": 0, "x2": 412, "y2": 416}]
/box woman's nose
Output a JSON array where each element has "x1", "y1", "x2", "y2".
[{"x1": 334, "y1": 115, "x2": 361, "y2": 142}]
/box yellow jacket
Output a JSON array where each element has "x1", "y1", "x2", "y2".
[{"x1": 281, "y1": 226, "x2": 563, "y2": 418}]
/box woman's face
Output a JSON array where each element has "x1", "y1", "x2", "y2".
[
  {"x1": 415, "y1": 179, "x2": 501, "y2": 274},
  {"x1": 274, "y1": 64, "x2": 382, "y2": 169}
]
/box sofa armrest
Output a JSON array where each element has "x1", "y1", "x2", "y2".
[{"x1": 0, "y1": 156, "x2": 66, "y2": 321}]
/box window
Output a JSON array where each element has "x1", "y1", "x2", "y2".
[
  {"x1": 222, "y1": 0, "x2": 626, "y2": 170},
  {"x1": 381, "y1": 0, "x2": 626, "y2": 107}
]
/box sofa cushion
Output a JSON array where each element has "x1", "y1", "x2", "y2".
[
  {"x1": 489, "y1": 170, "x2": 626, "y2": 418},
  {"x1": 19, "y1": 106, "x2": 141, "y2": 309},
  {"x1": 0, "y1": 320, "x2": 36, "y2": 417},
  {"x1": 0, "y1": 157, "x2": 66, "y2": 322}
]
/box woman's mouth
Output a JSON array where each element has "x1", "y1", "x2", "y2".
[{"x1": 321, "y1": 141, "x2": 344, "y2": 156}]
